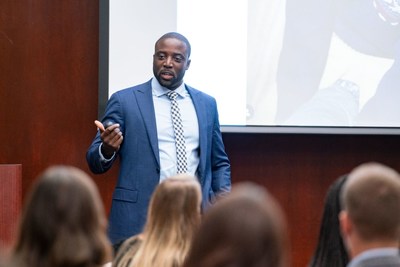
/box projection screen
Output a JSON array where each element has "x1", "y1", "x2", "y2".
[{"x1": 99, "y1": 0, "x2": 400, "y2": 134}]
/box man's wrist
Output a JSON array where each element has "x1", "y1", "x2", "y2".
[{"x1": 99, "y1": 143, "x2": 115, "y2": 162}]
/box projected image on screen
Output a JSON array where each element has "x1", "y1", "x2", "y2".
[{"x1": 108, "y1": 0, "x2": 400, "y2": 129}]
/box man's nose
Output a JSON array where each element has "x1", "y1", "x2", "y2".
[{"x1": 164, "y1": 57, "x2": 173, "y2": 67}]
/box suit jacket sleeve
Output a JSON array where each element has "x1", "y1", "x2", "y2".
[{"x1": 86, "y1": 92, "x2": 125, "y2": 174}]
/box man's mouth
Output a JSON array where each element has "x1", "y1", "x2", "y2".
[{"x1": 160, "y1": 71, "x2": 174, "y2": 80}]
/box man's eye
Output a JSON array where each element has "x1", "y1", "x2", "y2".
[
  {"x1": 158, "y1": 55, "x2": 165, "y2": 60},
  {"x1": 174, "y1": 57, "x2": 183, "y2": 62}
]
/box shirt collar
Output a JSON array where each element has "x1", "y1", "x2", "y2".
[
  {"x1": 348, "y1": 248, "x2": 400, "y2": 267},
  {"x1": 151, "y1": 77, "x2": 186, "y2": 98}
]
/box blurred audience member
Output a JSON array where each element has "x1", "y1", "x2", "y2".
[
  {"x1": 6, "y1": 165, "x2": 112, "y2": 267},
  {"x1": 339, "y1": 162, "x2": 400, "y2": 267},
  {"x1": 309, "y1": 175, "x2": 349, "y2": 267},
  {"x1": 113, "y1": 174, "x2": 202, "y2": 267},
  {"x1": 184, "y1": 182, "x2": 289, "y2": 267},
  {"x1": 0, "y1": 253, "x2": 4, "y2": 267}
]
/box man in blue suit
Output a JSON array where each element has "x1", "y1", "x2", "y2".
[{"x1": 86, "y1": 32, "x2": 231, "y2": 246}]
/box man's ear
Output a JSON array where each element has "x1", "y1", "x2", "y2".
[
  {"x1": 185, "y1": 59, "x2": 191, "y2": 70},
  {"x1": 339, "y1": 210, "x2": 352, "y2": 238}
]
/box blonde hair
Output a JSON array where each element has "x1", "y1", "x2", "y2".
[{"x1": 121, "y1": 174, "x2": 201, "y2": 267}]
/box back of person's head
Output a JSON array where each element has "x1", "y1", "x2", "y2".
[
  {"x1": 340, "y1": 162, "x2": 400, "y2": 255},
  {"x1": 309, "y1": 175, "x2": 349, "y2": 267},
  {"x1": 0, "y1": 252, "x2": 4, "y2": 267},
  {"x1": 9, "y1": 165, "x2": 112, "y2": 267},
  {"x1": 184, "y1": 182, "x2": 289, "y2": 267},
  {"x1": 130, "y1": 174, "x2": 202, "y2": 267}
]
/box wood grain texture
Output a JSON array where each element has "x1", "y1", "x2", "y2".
[{"x1": 0, "y1": 165, "x2": 22, "y2": 250}]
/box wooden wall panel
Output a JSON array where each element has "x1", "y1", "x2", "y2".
[
  {"x1": 0, "y1": 0, "x2": 117, "y2": 248},
  {"x1": 0, "y1": 164, "x2": 22, "y2": 251},
  {"x1": 0, "y1": 0, "x2": 117, "y2": 202},
  {"x1": 223, "y1": 133, "x2": 400, "y2": 267},
  {"x1": 2, "y1": 1, "x2": 400, "y2": 266}
]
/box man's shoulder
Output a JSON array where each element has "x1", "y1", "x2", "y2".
[
  {"x1": 353, "y1": 254, "x2": 400, "y2": 267},
  {"x1": 185, "y1": 84, "x2": 216, "y2": 102},
  {"x1": 113, "y1": 80, "x2": 152, "y2": 96}
]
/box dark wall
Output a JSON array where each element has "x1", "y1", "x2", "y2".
[
  {"x1": 0, "y1": 0, "x2": 118, "y2": 235},
  {"x1": 224, "y1": 133, "x2": 400, "y2": 266},
  {"x1": 2, "y1": 1, "x2": 400, "y2": 266}
]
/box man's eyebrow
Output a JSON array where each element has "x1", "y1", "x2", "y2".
[{"x1": 155, "y1": 51, "x2": 186, "y2": 59}]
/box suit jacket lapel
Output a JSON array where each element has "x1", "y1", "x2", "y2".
[
  {"x1": 187, "y1": 86, "x2": 207, "y2": 180},
  {"x1": 134, "y1": 81, "x2": 160, "y2": 167}
]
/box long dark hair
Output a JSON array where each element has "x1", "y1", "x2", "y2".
[{"x1": 309, "y1": 175, "x2": 349, "y2": 267}]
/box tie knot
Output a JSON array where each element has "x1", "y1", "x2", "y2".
[{"x1": 167, "y1": 91, "x2": 178, "y2": 101}]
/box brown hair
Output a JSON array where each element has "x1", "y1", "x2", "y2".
[
  {"x1": 9, "y1": 165, "x2": 112, "y2": 267},
  {"x1": 184, "y1": 182, "x2": 290, "y2": 267}
]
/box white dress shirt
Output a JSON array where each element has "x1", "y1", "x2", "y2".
[{"x1": 151, "y1": 78, "x2": 200, "y2": 182}]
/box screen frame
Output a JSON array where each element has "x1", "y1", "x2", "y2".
[{"x1": 98, "y1": 0, "x2": 400, "y2": 135}]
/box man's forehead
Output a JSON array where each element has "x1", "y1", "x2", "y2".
[
  {"x1": 157, "y1": 38, "x2": 186, "y2": 47},
  {"x1": 155, "y1": 39, "x2": 188, "y2": 55}
]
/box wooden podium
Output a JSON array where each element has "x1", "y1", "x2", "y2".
[{"x1": 0, "y1": 164, "x2": 22, "y2": 250}]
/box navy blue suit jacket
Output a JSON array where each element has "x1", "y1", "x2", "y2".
[{"x1": 86, "y1": 80, "x2": 231, "y2": 244}]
